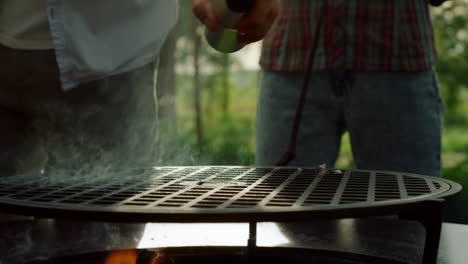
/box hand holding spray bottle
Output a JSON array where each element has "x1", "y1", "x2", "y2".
[{"x1": 204, "y1": 0, "x2": 255, "y2": 53}]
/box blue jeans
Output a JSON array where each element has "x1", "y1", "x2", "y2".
[
  {"x1": 256, "y1": 70, "x2": 443, "y2": 177},
  {"x1": 0, "y1": 44, "x2": 158, "y2": 176}
]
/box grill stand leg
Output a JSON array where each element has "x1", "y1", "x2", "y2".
[
  {"x1": 245, "y1": 221, "x2": 257, "y2": 264},
  {"x1": 399, "y1": 199, "x2": 444, "y2": 264}
]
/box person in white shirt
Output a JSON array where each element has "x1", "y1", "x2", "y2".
[{"x1": 0, "y1": 0, "x2": 278, "y2": 176}]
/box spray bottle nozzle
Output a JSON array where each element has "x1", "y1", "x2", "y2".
[{"x1": 205, "y1": 0, "x2": 255, "y2": 53}]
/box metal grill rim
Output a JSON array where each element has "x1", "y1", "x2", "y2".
[{"x1": 0, "y1": 166, "x2": 461, "y2": 221}]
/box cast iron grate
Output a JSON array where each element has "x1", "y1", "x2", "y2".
[{"x1": 0, "y1": 166, "x2": 460, "y2": 222}]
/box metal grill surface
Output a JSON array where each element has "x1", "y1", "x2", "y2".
[{"x1": 0, "y1": 166, "x2": 461, "y2": 222}]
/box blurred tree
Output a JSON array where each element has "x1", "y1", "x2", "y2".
[
  {"x1": 432, "y1": 1, "x2": 468, "y2": 123},
  {"x1": 192, "y1": 20, "x2": 204, "y2": 144},
  {"x1": 221, "y1": 53, "x2": 231, "y2": 116},
  {"x1": 169, "y1": 1, "x2": 243, "y2": 144},
  {"x1": 155, "y1": 0, "x2": 253, "y2": 158}
]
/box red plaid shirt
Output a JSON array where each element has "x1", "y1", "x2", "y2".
[{"x1": 260, "y1": 0, "x2": 438, "y2": 72}]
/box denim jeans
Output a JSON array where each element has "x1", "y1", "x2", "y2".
[
  {"x1": 0, "y1": 44, "x2": 158, "y2": 177},
  {"x1": 256, "y1": 70, "x2": 443, "y2": 177}
]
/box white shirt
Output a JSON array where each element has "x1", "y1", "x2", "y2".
[{"x1": 1, "y1": 0, "x2": 178, "y2": 91}]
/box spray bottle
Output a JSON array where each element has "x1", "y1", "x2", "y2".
[{"x1": 204, "y1": 0, "x2": 255, "y2": 53}]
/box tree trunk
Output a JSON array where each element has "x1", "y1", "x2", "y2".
[
  {"x1": 221, "y1": 54, "x2": 230, "y2": 116},
  {"x1": 192, "y1": 22, "x2": 204, "y2": 144}
]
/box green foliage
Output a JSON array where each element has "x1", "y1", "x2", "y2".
[
  {"x1": 159, "y1": 0, "x2": 468, "y2": 224},
  {"x1": 431, "y1": 4, "x2": 468, "y2": 222},
  {"x1": 160, "y1": 70, "x2": 258, "y2": 166},
  {"x1": 443, "y1": 125, "x2": 468, "y2": 153},
  {"x1": 157, "y1": 113, "x2": 255, "y2": 166},
  {"x1": 199, "y1": 115, "x2": 255, "y2": 165},
  {"x1": 432, "y1": 1, "x2": 468, "y2": 123},
  {"x1": 444, "y1": 159, "x2": 468, "y2": 186}
]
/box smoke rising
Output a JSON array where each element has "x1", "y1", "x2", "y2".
[
  {"x1": 0, "y1": 220, "x2": 146, "y2": 264},
  {"x1": 0, "y1": 61, "x2": 226, "y2": 264}
]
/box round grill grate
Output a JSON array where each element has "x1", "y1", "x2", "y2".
[{"x1": 0, "y1": 166, "x2": 461, "y2": 222}]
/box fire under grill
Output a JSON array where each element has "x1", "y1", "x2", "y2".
[
  {"x1": 26, "y1": 247, "x2": 408, "y2": 264},
  {"x1": 0, "y1": 166, "x2": 462, "y2": 264}
]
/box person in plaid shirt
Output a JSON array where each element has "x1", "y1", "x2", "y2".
[{"x1": 256, "y1": 0, "x2": 445, "y2": 177}]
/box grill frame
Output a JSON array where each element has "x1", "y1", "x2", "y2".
[
  {"x1": 0, "y1": 166, "x2": 462, "y2": 264},
  {"x1": 24, "y1": 246, "x2": 408, "y2": 264},
  {"x1": 0, "y1": 166, "x2": 461, "y2": 223}
]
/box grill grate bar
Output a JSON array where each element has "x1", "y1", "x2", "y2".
[
  {"x1": 183, "y1": 167, "x2": 255, "y2": 208},
  {"x1": 375, "y1": 173, "x2": 401, "y2": 201},
  {"x1": 143, "y1": 167, "x2": 221, "y2": 208},
  {"x1": 54, "y1": 181, "x2": 132, "y2": 204},
  {"x1": 426, "y1": 179, "x2": 439, "y2": 193},
  {"x1": 397, "y1": 174, "x2": 409, "y2": 199},
  {"x1": 124, "y1": 168, "x2": 203, "y2": 207},
  {"x1": 0, "y1": 178, "x2": 51, "y2": 198},
  {"x1": 293, "y1": 169, "x2": 323, "y2": 207},
  {"x1": 220, "y1": 168, "x2": 278, "y2": 209},
  {"x1": 28, "y1": 181, "x2": 103, "y2": 203},
  {"x1": 8, "y1": 176, "x2": 122, "y2": 204},
  {"x1": 81, "y1": 168, "x2": 185, "y2": 205},
  {"x1": 258, "y1": 168, "x2": 302, "y2": 207},
  {"x1": 331, "y1": 170, "x2": 351, "y2": 205},
  {"x1": 33, "y1": 169, "x2": 161, "y2": 204},
  {"x1": 367, "y1": 172, "x2": 376, "y2": 203}
]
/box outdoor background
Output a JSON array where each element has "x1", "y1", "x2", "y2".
[{"x1": 154, "y1": 1, "x2": 468, "y2": 224}]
